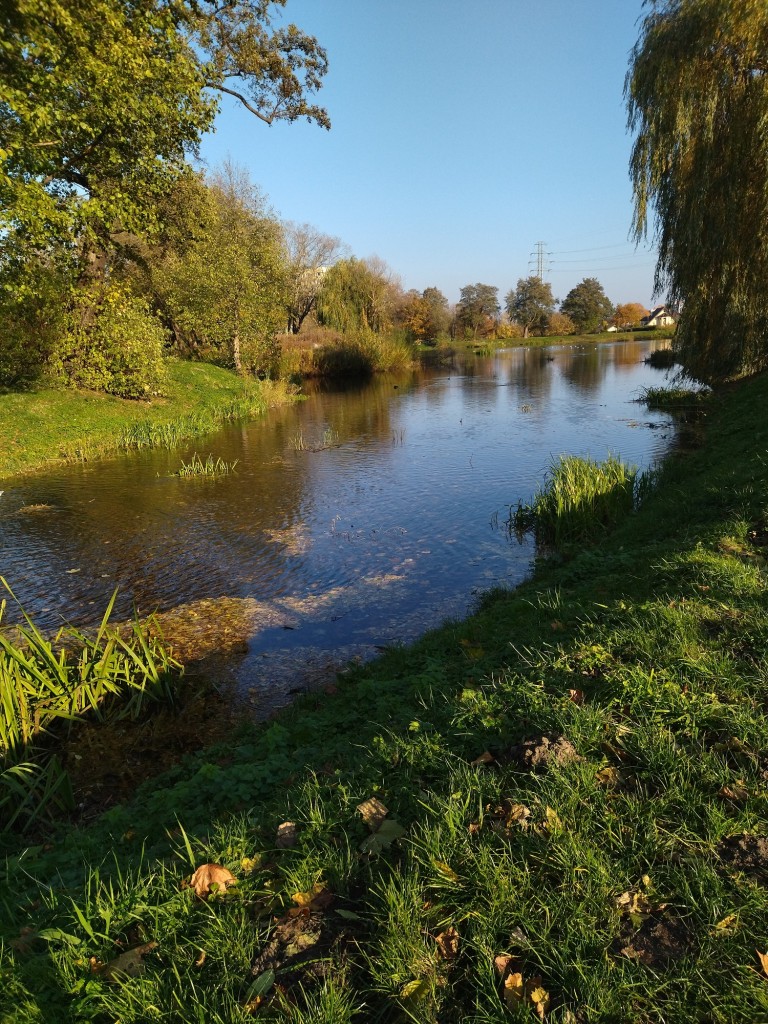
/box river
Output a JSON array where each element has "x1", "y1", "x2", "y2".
[{"x1": 0, "y1": 338, "x2": 679, "y2": 715}]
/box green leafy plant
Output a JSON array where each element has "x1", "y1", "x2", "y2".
[{"x1": 175, "y1": 453, "x2": 238, "y2": 476}]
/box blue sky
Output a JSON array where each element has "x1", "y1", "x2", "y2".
[{"x1": 199, "y1": 0, "x2": 658, "y2": 309}]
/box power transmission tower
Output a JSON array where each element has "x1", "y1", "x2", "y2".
[{"x1": 528, "y1": 241, "x2": 551, "y2": 280}]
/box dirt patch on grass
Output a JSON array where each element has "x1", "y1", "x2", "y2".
[
  {"x1": 615, "y1": 913, "x2": 692, "y2": 967},
  {"x1": 507, "y1": 734, "x2": 582, "y2": 771},
  {"x1": 717, "y1": 833, "x2": 768, "y2": 879}
]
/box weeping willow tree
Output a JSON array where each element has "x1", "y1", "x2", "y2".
[{"x1": 627, "y1": 0, "x2": 768, "y2": 383}]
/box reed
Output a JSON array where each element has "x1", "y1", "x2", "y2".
[
  {"x1": 176, "y1": 453, "x2": 238, "y2": 476},
  {"x1": 639, "y1": 385, "x2": 711, "y2": 409},
  {"x1": 0, "y1": 580, "x2": 180, "y2": 830},
  {"x1": 510, "y1": 453, "x2": 642, "y2": 546}
]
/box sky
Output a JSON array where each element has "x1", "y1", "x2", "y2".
[{"x1": 198, "y1": 0, "x2": 659, "y2": 309}]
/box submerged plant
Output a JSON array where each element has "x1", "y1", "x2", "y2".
[
  {"x1": 176, "y1": 453, "x2": 238, "y2": 476},
  {"x1": 290, "y1": 428, "x2": 340, "y2": 452},
  {"x1": 510, "y1": 453, "x2": 647, "y2": 547}
]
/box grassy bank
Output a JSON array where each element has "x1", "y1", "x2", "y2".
[
  {"x1": 3, "y1": 372, "x2": 768, "y2": 1022},
  {"x1": 0, "y1": 360, "x2": 296, "y2": 478},
  {"x1": 452, "y1": 328, "x2": 676, "y2": 352}
]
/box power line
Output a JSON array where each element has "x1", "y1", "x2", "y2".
[{"x1": 550, "y1": 242, "x2": 649, "y2": 255}]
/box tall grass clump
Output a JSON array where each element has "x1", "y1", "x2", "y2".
[
  {"x1": 0, "y1": 581, "x2": 180, "y2": 831},
  {"x1": 510, "y1": 453, "x2": 644, "y2": 546},
  {"x1": 280, "y1": 333, "x2": 413, "y2": 380},
  {"x1": 639, "y1": 385, "x2": 712, "y2": 410},
  {"x1": 175, "y1": 453, "x2": 238, "y2": 477}
]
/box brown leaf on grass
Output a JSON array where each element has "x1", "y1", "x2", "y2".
[
  {"x1": 240, "y1": 855, "x2": 262, "y2": 874},
  {"x1": 276, "y1": 822, "x2": 298, "y2": 848},
  {"x1": 544, "y1": 807, "x2": 562, "y2": 830},
  {"x1": 494, "y1": 953, "x2": 515, "y2": 978},
  {"x1": 616, "y1": 890, "x2": 653, "y2": 918},
  {"x1": 719, "y1": 782, "x2": 750, "y2": 803},
  {"x1": 90, "y1": 941, "x2": 158, "y2": 983},
  {"x1": 435, "y1": 927, "x2": 459, "y2": 961},
  {"x1": 194, "y1": 949, "x2": 206, "y2": 968},
  {"x1": 468, "y1": 821, "x2": 482, "y2": 835},
  {"x1": 758, "y1": 950, "x2": 768, "y2": 976},
  {"x1": 711, "y1": 914, "x2": 740, "y2": 936},
  {"x1": 471, "y1": 750, "x2": 495, "y2": 766},
  {"x1": 596, "y1": 766, "x2": 624, "y2": 788},
  {"x1": 356, "y1": 797, "x2": 389, "y2": 831},
  {"x1": 568, "y1": 688, "x2": 585, "y2": 706},
  {"x1": 501, "y1": 970, "x2": 550, "y2": 1018},
  {"x1": 189, "y1": 864, "x2": 236, "y2": 900}
]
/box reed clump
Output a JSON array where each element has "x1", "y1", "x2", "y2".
[
  {"x1": 639, "y1": 385, "x2": 711, "y2": 409},
  {"x1": 176, "y1": 453, "x2": 238, "y2": 476},
  {"x1": 0, "y1": 581, "x2": 180, "y2": 831},
  {"x1": 510, "y1": 453, "x2": 645, "y2": 546}
]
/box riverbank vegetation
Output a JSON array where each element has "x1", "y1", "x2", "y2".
[{"x1": 3, "y1": 358, "x2": 768, "y2": 1021}]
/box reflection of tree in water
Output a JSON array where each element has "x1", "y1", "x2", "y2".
[
  {"x1": 505, "y1": 349, "x2": 554, "y2": 403},
  {"x1": 558, "y1": 346, "x2": 611, "y2": 392}
]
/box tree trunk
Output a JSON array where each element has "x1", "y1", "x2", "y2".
[{"x1": 232, "y1": 329, "x2": 242, "y2": 374}]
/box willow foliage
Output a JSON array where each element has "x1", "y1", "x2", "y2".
[{"x1": 627, "y1": 0, "x2": 768, "y2": 383}]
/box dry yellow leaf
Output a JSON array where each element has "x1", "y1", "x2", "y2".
[
  {"x1": 471, "y1": 750, "x2": 495, "y2": 765},
  {"x1": 503, "y1": 971, "x2": 525, "y2": 1008},
  {"x1": 616, "y1": 890, "x2": 653, "y2": 917},
  {"x1": 190, "y1": 864, "x2": 236, "y2": 900},
  {"x1": 240, "y1": 856, "x2": 261, "y2": 874},
  {"x1": 90, "y1": 941, "x2": 158, "y2": 983},
  {"x1": 712, "y1": 914, "x2": 740, "y2": 935},
  {"x1": 758, "y1": 950, "x2": 768, "y2": 976},
  {"x1": 494, "y1": 953, "x2": 514, "y2": 977},
  {"x1": 291, "y1": 882, "x2": 332, "y2": 910},
  {"x1": 530, "y1": 983, "x2": 551, "y2": 1020},
  {"x1": 435, "y1": 927, "x2": 459, "y2": 961},
  {"x1": 568, "y1": 688, "x2": 585, "y2": 706},
  {"x1": 719, "y1": 783, "x2": 749, "y2": 802},
  {"x1": 194, "y1": 949, "x2": 206, "y2": 968},
  {"x1": 596, "y1": 766, "x2": 623, "y2": 788},
  {"x1": 545, "y1": 807, "x2": 562, "y2": 829},
  {"x1": 356, "y1": 797, "x2": 389, "y2": 831}
]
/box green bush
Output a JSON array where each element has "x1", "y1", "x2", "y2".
[{"x1": 53, "y1": 284, "x2": 168, "y2": 398}]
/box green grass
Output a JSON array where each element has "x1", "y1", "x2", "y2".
[
  {"x1": 510, "y1": 453, "x2": 644, "y2": 546},
  {"x1": 639, "y1": 384, "x2": 713, "y2": 410},
  {"x1": 0, "y1": 360, "x2": 296, "y2": 478},
  {"x1": 3, "y1": 372, "x2": 768, "y2": 1020},
  {"x1": 0, "y1": 580, "x2": 181, "y2": 832},
  {"x1": 175, "y1": 453, "x2": 239, "y2": 477}
]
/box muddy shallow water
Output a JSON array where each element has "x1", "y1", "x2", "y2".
[{"x1": 1, "y1": 340, "x2": 679, "y2": 716}]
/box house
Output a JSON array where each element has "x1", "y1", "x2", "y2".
[{"x1": 641, "y1": 305, "x2": 677, "y2": 328}]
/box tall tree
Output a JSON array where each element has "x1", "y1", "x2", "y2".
[
  {"x1": 399, "y1": 286, "x2": 450, "y2": 344},
  {"x1": 611, "y1": 303, "x2": 649, "y2": 329},
  {"x1": 154, "y1": 166, "x2": 287, "y2": 376},
  {"x1": 456, "y1": 283, "x2": 500, "y2": 338},
  {"x1": 283, "y1": 223, "x2": 346, "y2": 334},
  {"x1": 316, "y1": 257, "x2": 401, "y2": 335},
  {"x1": 560, "y1": 278, "x2": 614, "y2": 334},
  {"x1": 0, "y1": 0, "x2": 328, "y2": 287},
  {"x1": 627, "y1": 0, "x2": 768, "y2": 382},
  {"x1": 506, "y1": 276, "x2": 557, "y2": 338}
]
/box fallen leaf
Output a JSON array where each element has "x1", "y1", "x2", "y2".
[
  {"x1": 596, "y1": 766, "x2": 624, "y2": 788},
  {"x1": 494, "y1": 953, "x2": 515, "y2": 977},
  {"x1": 432, "y1": 859, "x2": 460, "y2": 883},
  {"x1": 719, "y1": 783, "x2": 749, "y2": 803},
  {"x1": 435, "y1": 927, "x2": 459, "y2": 961},
  {"x1": 568, "y1": 688, "x2": 585, "y2": 706},
  {"x1": 90, "y1": 941, "x2": 158, "y2": 983},
  {"x1": 189, "y1": 864, "x2": 236, "y2": 900},
  {"x1": 710, "y1": 914, "x2": 739, "y2": 936},
  {"x1": 356, "y1": 797, "x2": 389, "y2": 831},
  {"x1": 616, "y1": 890, "x2": 653, "y2": 918},
  {"x1": 400, "y1": 978, "x2": 429, "y2": 999},
  {"x1": 275, "y1": 822, "x2": 298, "y2": 848},
  {"x1": 503, "y1": 971, "x2": 525, "y2": 1009},
  {"x1": 504, "y1": 802, "x2": 531, "y2": 827},
  {"x1": 758, "y1": 950, "x2": 768, "y2": 976},
  {"x1": 194, "y1": 949, "x2": 206, "y2": 968},
  {"x1": 468, "y1": 821, "x2": 482, "y2": 835},
  {"x1": 530, "y1": 983, "x2": 551, "y2": 1020},
  {"x1": 240, "y1": 856, "x2": 262, "y2": 874},
  {"x1": 545, "y1": 807, "x2": 562, "y2": 829},
  {"x1": 471, "y1": 750, "x2": 495, "y2": 765},
  {"x1": 291, "y1": 883, "x2": 333, "y2": 911},
  {"x1": 359, "y1": 817, "x2": 406, "y2": 854}
]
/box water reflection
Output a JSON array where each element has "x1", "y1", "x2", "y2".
[{"x1": 1, "y1": 339, "x2": 677, "y2": 714}]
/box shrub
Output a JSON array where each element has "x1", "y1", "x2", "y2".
[{"x1": 52, "y1": 284, "x2": 168, "y2": 398}]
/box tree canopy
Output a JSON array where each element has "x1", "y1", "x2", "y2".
[
  {"x1": 0, "y1": 0, "x2": 329, "y2": 284},
  {"x1": 506, "y1": 276, "x2": 557, "y2": 338},
  {"x1": 627, "y1": 0, "x2": 768, "y2": 382},
  {"x1": 560, "y1": 278, "x2": 614, "y2": 334},
  {"x1": 456, "y1": 283, "x2": 500, "y2": 338}
]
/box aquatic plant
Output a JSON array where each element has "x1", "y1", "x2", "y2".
[
  {"x1": 639, "y1": 385, "x2": 711, "y2": 410},
  {"x1": 645, "y1": 346, "x2": 677, "y2": 369},
  {"x1": 176, "y1": 453, "x2": 238, "y2": 476},
  {"x1": 290, "y1": 428, "x2": 340, "y2": 452},
  {"x1": 510, "y1": 453, "x2": 644, "y2": 546},
  {"x1": 0, "y1": 580, "x2": 179, "y2": 831}
]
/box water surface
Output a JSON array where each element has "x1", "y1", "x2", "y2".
[{"x1": 0, "y1": 340, "x2": 678, "y2": 713}]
